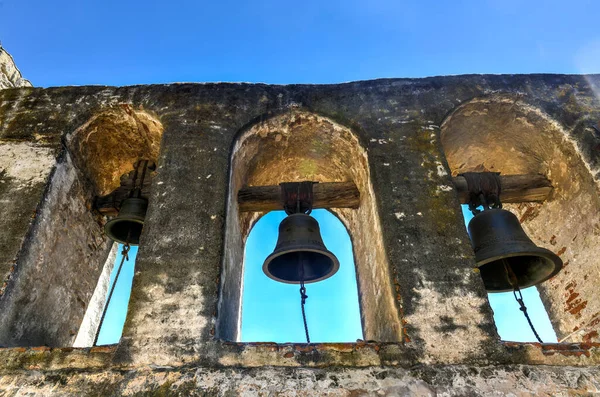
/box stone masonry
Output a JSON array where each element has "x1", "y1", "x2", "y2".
[{"x1": 0, "y1": 47, "x2": 599, "y2": 395}]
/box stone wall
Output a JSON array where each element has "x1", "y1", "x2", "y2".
[{"x1": 0, "y1": 75, "x2": 598, "y2": 395}]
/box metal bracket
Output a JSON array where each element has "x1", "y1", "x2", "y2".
[
  {"x1": 280, "y1": 181, "x2": 317, "y2": 215},
  {"x1": 458, "y1": 172, "x2": 502, "y2": 215}
]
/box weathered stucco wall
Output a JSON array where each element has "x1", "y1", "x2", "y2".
[
  {"x1": 0, "y1": 75, "x2": 598, "y2": 394},
  {"x1": 0, "y1": 142, "x2": 55, "y2": 291},
  {"x1": 73, "y1": 243, "x2": 118, "y2": 347},
  {"x1": 1, "y1": 364, "x2": 600, "y2": 396},
  {"x1": 0, "y1": 152, "x2": 113, "y2": 346}
]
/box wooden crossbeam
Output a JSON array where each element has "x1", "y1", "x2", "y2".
[
  {"x1": 236, "y1": 174, "x2": 552, "y2": 212},
  {"x1": 96, "y1": 173, "x2": 552, "y2": 216},
  {"x1": 237, "y1": 182, "x2": 360, "y2": 212},
  {"x1": 452, "y1": 174, "x2": 552, "y2": 204}
]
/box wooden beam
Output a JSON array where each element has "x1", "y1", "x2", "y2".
[
  {"x1": 238, "y1": 182, "x2": 360, "y2": 212},
  {"x1": 95, "y1": 162, "x2": 155, "y2": 217},
  {"x1": 95, "y1": 184, "x2": 153, "y2": 217},
  {"x1": 237, "y1": 174, "x2": 552, "y2": 213},
  {"x1": 98, "y1": 173, "x2": 552, "y2": 217},
  {"x1": 453, "y1": 174, "x2": 552, "y2": 204}
]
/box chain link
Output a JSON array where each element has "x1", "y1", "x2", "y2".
[
  {"x1": 298, "y1": 253, "x2": 311, "y2": 343},
  {"x1": 503, "y1": 260, "x2": 544, "y2": 343},
  {"x1": 93, "y1": 242, "x2": 131, "y2": 346}
]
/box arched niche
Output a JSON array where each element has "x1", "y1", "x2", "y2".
[
  {"x1": 0, "y1": 104, "x2": 163, "y2": 347},
  {"x1": 218, "y1": 110, "x2": 403, "y2": 342},
  {"x1": 441, "y1": 96, "x2": 600, "y2": 343},
  {"x1": 66, "y1": 105, "x2": 163, "y2": 346},
  {"x1": 66, "y1": 104, "x2": 163, "y2": 196}
]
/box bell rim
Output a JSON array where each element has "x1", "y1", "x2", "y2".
[
  {"x1": 476, "y1": 246, "x2": 563, "y2": 292},
  {"x1": 104, "y1": 217, "x2": 145, "y2": 246},
  {"x1": 262, "y1": 248, "x2": 341, "y2": 285}
]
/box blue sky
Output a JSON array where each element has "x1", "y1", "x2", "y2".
[
  {"x1": 241, "y1": 210, "x2": 362, "y2": 343},
  {"x1": 1, "y1": 0, "x2": 599, "y2": 87},
  {"x1": 96, "y1": 245, "x2": 137, "y2": 345}
]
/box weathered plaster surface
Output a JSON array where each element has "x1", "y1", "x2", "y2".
[
  {"x1": 73, "y1": 243, "x2": 118, "y2": 347},
  {"x1": 0, "y1": 152, "x2": 113, "y2": 346},
  {"x1": 66, "y1": 105, "x2": 163, "y2": 196},
  {"x1": 0, "y1": 363, "x2": 599, "y2": 396},
  {"x1": 0, "y1": 75, "x2": 598, "y2": 394},
  {"x1": 0, "y1": 142, "x2": 55, "y2": 289},
  {"x1": 0, "y1": 48, "x2": 32, "y2": 89}
]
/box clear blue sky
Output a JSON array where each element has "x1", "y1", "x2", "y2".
[
  {"x1": 241, "y1": 210, "x2": 362, "y2": 343},
  {"x1": 1, "y1": 0, "x2": 599, "y2": 87},
  {"x1": 96, "y1": 245, "x2": 137, "y2": 345}
]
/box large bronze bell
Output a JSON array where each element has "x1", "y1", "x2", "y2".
[
  {"x1": 263, "y1": 213, "x2": 340, "y2": 284},
  {"x1": 468, "y1": 208, "x2": 562, "y2": 292},
  {"x1": 104, "y1": 197, "x2": 148, "y2": 245}
]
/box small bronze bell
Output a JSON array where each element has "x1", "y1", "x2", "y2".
[
  {"x1": 104, "y1": 197, "x2": 148, "y2": 245},
  {"x1": 263, "y1": 213, "x2": 340, "y2": 284},
  {"x1": 468, "y1": 208, "x2": 562, "y2": 292}
]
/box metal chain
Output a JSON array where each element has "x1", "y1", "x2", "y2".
[
  {"x1": 503, "y1": 260, "x2": 544, "y2": 343},
  {"x1": 298, "y1": 253, "x2": 311, "y2": 343},
  {"x1": 93, "y1": 242, "x2": 131, "y2": 346},
  {"x1": 512, "y1": 287, "x2": 544, "y2": 343},
  {"x1": 300, "y1": 282, "x2": 310, "y2": 343}
]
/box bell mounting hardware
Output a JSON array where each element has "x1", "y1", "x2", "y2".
[
  {"x1": 462, "y1": 172, "x2": 563, "y2": 343},
  {"x1": 261, "y1": 181, "x2": 341, "y2": 343}
]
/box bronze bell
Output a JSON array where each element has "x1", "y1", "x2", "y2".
[
  {"x1": 468, "y1": 208, "x2": 562, "y2": 292},
  {"x1": 263, "y1": 213, "x2": 340, "y2": 284},
  {"x1": 104, "y1": 197, "x2": 148, "y2": 245}
]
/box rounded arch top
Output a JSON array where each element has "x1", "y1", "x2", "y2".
[
  {"x1": 441, "y1": 96, "x2": 565, "y2": 177},
  {"x1": 231, "y1": 110, "x2": 367, "y2": 187},
  {"x1": 66, "y1": 104, "x2": 164, "y2": 196}
]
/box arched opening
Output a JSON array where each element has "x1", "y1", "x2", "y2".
[
  {"x1": 68, "y1": 106, "x2": 163, "y2": 347},
  {"x1": 218, "y1": 110, "x2": 403, "y2": 342},
  {"x1": 441, "y1": 96, "x2": 600, "y2": 343},
  {"x1": 241, "y1": 209, "x2": 362, "y2": 343},
  {"x1": 0, "y1": 104, "x2": 162, "y2": 347}
]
